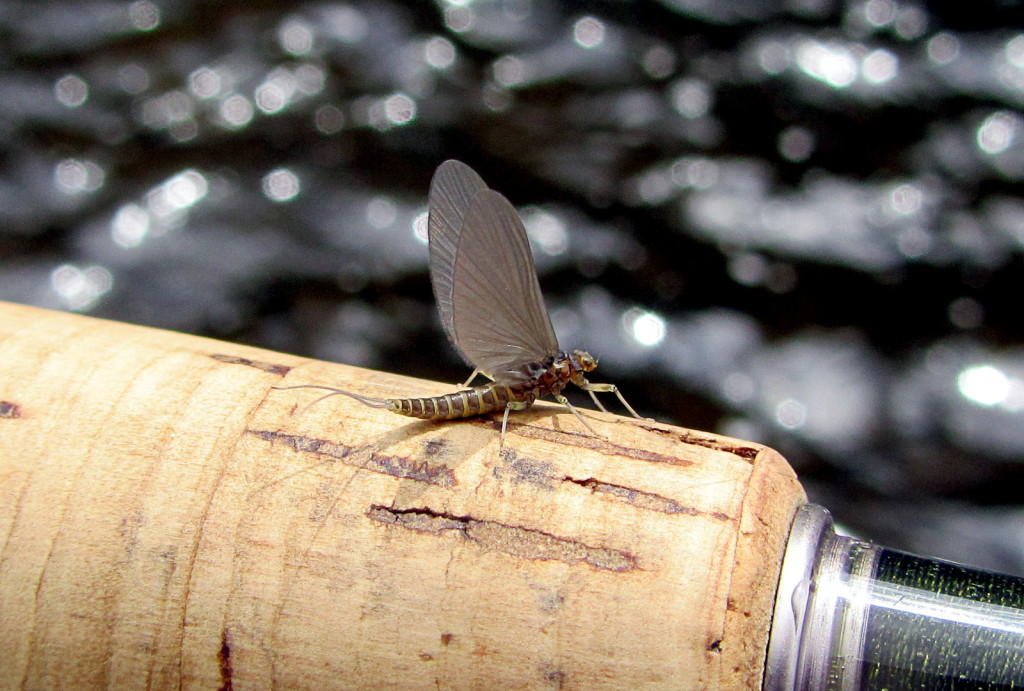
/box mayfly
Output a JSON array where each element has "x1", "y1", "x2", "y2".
[{"x1": 278, "y1": 160, "x2": 642, "y2": 442}]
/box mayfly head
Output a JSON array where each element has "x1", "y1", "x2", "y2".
[{"x1": 570, "y1": 350, "x2": 599, "y2": 373}]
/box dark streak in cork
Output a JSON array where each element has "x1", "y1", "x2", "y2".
[
  {"x1": 493, "y1": 419, "x2": 692, "y2": 466},
  {"x1": 564, "y1": 477, "x2": 735, "y2": 521},
  {"x1": 563, "y1": 477, "x2": 696, "y2": 515},
  {"x1": 0, "y1": 401, "x2": 22, "y2": 418},
  {"x1": 492, "y1": 448, "x2": 557, "y2": 489},
  {"x1": 423, "y1": 439, "x2": 445, "y2": 456},
  {"x1": 217, "y1": 630, "x2": 233, "y2": 691},
  {"x1": 209, "y1": 353, "x2": 292, "y2": 376},
  {"x1": 247, "y1": 429, "x2": 456, "y2": 487},
  {"x1": 367, "y1": 505, "x2": 638, "y2": 572},
  {"x1": 542, "y1": 666, "x2": 566, "y2": 688},
  {"x1": 563, "y1": 477, "x2": 737, "y2": 521},
  {"x1": 638, "y1": 423, "x2": 760, "y2": 462}
]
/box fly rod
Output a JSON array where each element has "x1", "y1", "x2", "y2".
[
  {"x1": 0, "y1": 300, "x2": 800, "y2": 689},
  {"x1": 3, "y1": 301, "x2": 1024, "y2": 689}
]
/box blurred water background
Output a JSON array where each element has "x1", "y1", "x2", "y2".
[{"x1": 3, "y1": 0, "x2": 1024, "y2": 574}]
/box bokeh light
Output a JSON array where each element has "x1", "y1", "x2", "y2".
[
  {"x1": 54, "y1": 74, "x2": 88, "y2": 108},
  {"x1": 262, "y1": 168, "x2": 301, "y2": 202}
]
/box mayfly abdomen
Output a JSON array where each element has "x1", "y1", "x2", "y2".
[{"x1": 388, "y1": 383, "x2": 533, "y2": 420}]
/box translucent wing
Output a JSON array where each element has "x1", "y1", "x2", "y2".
[
  {"x1": 427, "y1": 160, "x2": 487, "y2": 360},
  {"x1": 450, "y1": 188, "x2": 559, "y2": 383}
]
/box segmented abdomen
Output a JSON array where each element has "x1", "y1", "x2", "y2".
[{"x1": 388, "y1": 383, "x2": 532, "y2": 420}]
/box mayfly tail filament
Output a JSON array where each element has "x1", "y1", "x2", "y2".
[{"x1": 272, "y1": 384, "x2": 390, "y2": 410}]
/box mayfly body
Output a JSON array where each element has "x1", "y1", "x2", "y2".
[{"x1": 277, "y1": 160, "x2": 642, "y2": 442}]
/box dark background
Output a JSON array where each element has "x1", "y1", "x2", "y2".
[{"x1": 4, "y1": 0, "x2": 1024, "y2": 574}]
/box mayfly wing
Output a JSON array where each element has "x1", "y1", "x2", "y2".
[
  {"x1": 450, "y1": 188, "x2": 559, "y2": 383},
  {"x1": 427, "y1": 160, "x2": 488, "y2": 367}
]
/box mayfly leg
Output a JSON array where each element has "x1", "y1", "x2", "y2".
[
  {"x1": 461, "y1": 369, "x2": 492, "y2": 388},
  {"x1": 499, "y1": 399, "x2": 532, "y2": 446},
  {"x1": 553, "y1": 395, "x2": 601, "y2": 437},
  {"x1": 579, "y1": 381, "x2": 644, "y2": 419}
]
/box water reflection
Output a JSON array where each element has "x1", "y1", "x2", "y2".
[
  {"x1": 262, "y1": 169, "x2": 301, "y2": 203},
  {"x1": 1, "y1": 0, "x2": 1023, "y2": 574},
  {"x1": 54, "y1": 158, "x2": 104, "y2": 195},
  {"x1": 50, "y1": 263, "x2": 112, "y2": 311},
  {"x1": 54, "y1": 74, "x2": 88, "y2": 108},
  {"x1": 128, "y1": 0, "x2": 160, "y2": 32}
]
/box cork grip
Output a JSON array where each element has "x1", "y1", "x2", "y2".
[{"x1": 0, "y1": 301, "x2": 805, "y2": 689}]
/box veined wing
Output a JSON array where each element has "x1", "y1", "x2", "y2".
[
  {"x1": 450, "y1": 188, "x2": 559, "y2": 383},
  {"x1": 427, "y1": 160, "x2": 487, "y2": 366}
]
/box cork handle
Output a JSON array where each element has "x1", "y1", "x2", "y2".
[{"x1": 0, "y1": 301, "x2": 805, "y2": 689}]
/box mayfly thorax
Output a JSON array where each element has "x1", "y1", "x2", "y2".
[{"x1": 276, "y1": 160, "x2": 642, "y2": 443}]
